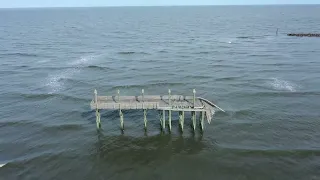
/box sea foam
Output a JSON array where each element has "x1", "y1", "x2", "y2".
[{"x1": 268, "y1": 78, "x2": 298, "y2": 92}]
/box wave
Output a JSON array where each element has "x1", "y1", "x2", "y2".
[
  {"x1": 236, "y1": 36, "x2": 263, "y2": 40},
  {"x1": 248, "y1": 91, "x2": 320, "y2": 98},
  {"x1": 0, "y1": 52, "x2": 38, "y2": 57},
  {"x1": 222, "y1": 148, "x2": 320, "y2": 157},
  {"x1": 36, "y1": 59, "x2": 50, "y2": 63},
  {"x1": 118, "y1": 51, "x2": 135, "y2": 55},
  {"x1": 236, "y1": 36, "x2": 252, "y2": 39},
  {"x1": 0, "y1": 120, "x2": 42, "y2": 128},
  {"x1": 31, "y1": 65, "x2": 113, "y2": 71},
  {"x1": 210, "y1": 64, "x2": 239, "y2": 68},
  {"x1": 117, "y1": 51, "x2": 150, "y2": 55},
  {"x1": 29, "y1": 66, "x2": 73, "y2": 71},
  {"x1": 19, "y1": 93, "x2": 56, "y2": 100},
  {"x1": 192, "y1": 51, "x2": 212, "y2": 54},
  {"x1": 267, "y1": 78, "x2": 298, "y2": 92},
  {"x1": 112, "y1": 82, "x2": 186, "y2": 90},
  {"x1": 16, "y1": 65, "x2": 29, "y2": 68},
  {"x1": 248, "y1": 54, "x2": 280, "y2": 58},
  {"x1": 227, "y1": 109, "x2": 256, "y2": 118},
  {"x1": 41, "y1": 124, "x2": 84, "y2": 132},
  {"x1": 215, "y1": 76, "x2": 243, "y2": 82},
  {"x1": 59, "y1": 77, "x2": 96, "y2": 87},
  {"x1": 68, "y1": 55, "x2": 97, "y2": 66},
  {"x1": 185, "y1": 75, "x2": 212, "y2": 79},
  {"x1": 16, "y1": 92, "x2": 89, "y2": 102},
  {"x1": 46, "y1": 69, "x2": 79, "y2": 94},
  {"x1": 86, "y1": 65, "x2": 113, "y2": 71},
  {"x1": 254, "y1": 63, "x2": 292, "y2": 67}
]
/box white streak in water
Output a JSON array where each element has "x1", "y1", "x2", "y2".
[
  {"x1": 37, "y1": 59, "x2": 50, "y2": 63},
  {"x1": 0, "y1": 163, "x2": 5, "y2": 167},
  {"x1": 46, "y1": 55, "x2": 98, "y2": 94},
  {"x1": 268, "y1": 78, "x2": 298, "y2": 92},
  {"x1": 68, "y1": 56, "x2": 96, "y2": 66}
]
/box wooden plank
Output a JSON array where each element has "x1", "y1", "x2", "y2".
[{"x1": 158, "y1": 107, "x2": 206, "y2": 112}]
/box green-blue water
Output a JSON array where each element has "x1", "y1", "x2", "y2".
[{"x1": 1, "y1": 5, "x2": 320, "y2": 180}]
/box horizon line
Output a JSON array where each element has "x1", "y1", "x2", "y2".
[{"x1": 0, "y1": 4, "x2": 319, "y2": 9}]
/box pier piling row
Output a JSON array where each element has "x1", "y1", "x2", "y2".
[{"x1": 91, "y1": 89, "x2": 224, "y2": 132}]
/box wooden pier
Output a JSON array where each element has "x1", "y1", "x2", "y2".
[{"x1": 90, "y1": 89, "x2": 224, "y2": 132}]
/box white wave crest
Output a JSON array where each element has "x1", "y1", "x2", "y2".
[
  {"x1": 68, "y1": 55, "x2": 96, "y2": 66},
  {"x1": 46, "y1": 69, "x2": 79, "y2": 94},
  {"x1": 268, "y1": 78, "x2": 298, "y2": 92},
  {"x1": 37, "y1": 59, "x2": 50, "y2": 63},
  {"x1": 46, "y1": 55, "x2": 98, "y2": 94}
]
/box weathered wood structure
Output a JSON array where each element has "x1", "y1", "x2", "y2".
[{"x1": 90, "y1": 89, "x2": 224, "y2": 132}]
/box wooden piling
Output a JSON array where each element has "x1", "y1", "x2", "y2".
[
  {"x1": 142, "y1": 89, "x2": 147, "y2": 129},
  {"x1": 192, "y1": 111, "x2": 196, "y2": 131},
  {"x1": 179, "y1": 111, "x2": 185, "y2": 131},
  {"x1": 119, "y1": 104, "x2": 124, "y2": 130},
  {"x1": 144, "y1": 109, "x2": 147, "y2": 129},
  {"x1": 192, "y1": 89, "x2": 196, "y2": 131},
  {"x1": 94, "y1": 89, "x2": 101, "y2": 129},
  {"x1": 162, "y1": 110, "x2": 166, "y2": 131},
  {"x1": 200, "y1": 111, "x2": 205, "y2": 131}
]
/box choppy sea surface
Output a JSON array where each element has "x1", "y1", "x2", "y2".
[{"x1": 0, "y1": 5, "x2": 320, "y2": 180}]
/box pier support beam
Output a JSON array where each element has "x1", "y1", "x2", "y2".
[
  {"x1": 162, "y1": 110, "x2": 166, "y2": 131},
  {"x1": 200, "y1": 111, "x2": 205, "y2": 131},
  {"x1": 96, "y1": 110, "x2": 101, "y2": 129},
  {"x1": 179, "y1": 111, "x2": 184, "y2": 131},
  {"x1": 192, "y1": 89, "x2": 197, "y2": 131},
  {"x1": 144, "y1": 109, "x2": 147, "y2": 129},
  {"x1": 119, "y1": 105, "x2": 124, "y2": 130},
  {"x1": 94, "y1": 89, "x2": 101, "y2": 129},
  {"x1": 142, "y1": 89, "x2": 147, "y2": 129},
  {"x1": 192, "y1": 111, "x2": 196, "y2": 131}
]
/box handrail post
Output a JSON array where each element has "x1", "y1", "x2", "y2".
[
  {"x1": 142, "y1": 89, "x2": 144, "y2": 102},
  {"x1": 193, "y1": 89, "x2": 196, "y2": 108},
  {"x1": 117, "y1": 89, "x2": 120, "y2": 102}
]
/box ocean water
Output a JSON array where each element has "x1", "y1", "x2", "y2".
[{"x1": 1, "y1": 5, "x2": 320, "y2": 180}]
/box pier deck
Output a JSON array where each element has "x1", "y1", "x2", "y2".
[
  {"x1": 91, "y1": 95, "x2": 206, "y2": 111},
  {"x1": 91, "y1": 89, "x2": 224, "y2": 132}
]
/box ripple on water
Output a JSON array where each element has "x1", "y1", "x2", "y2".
[{"x1": 266, "y1": 78, "x2": 299, "y2": 92}]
